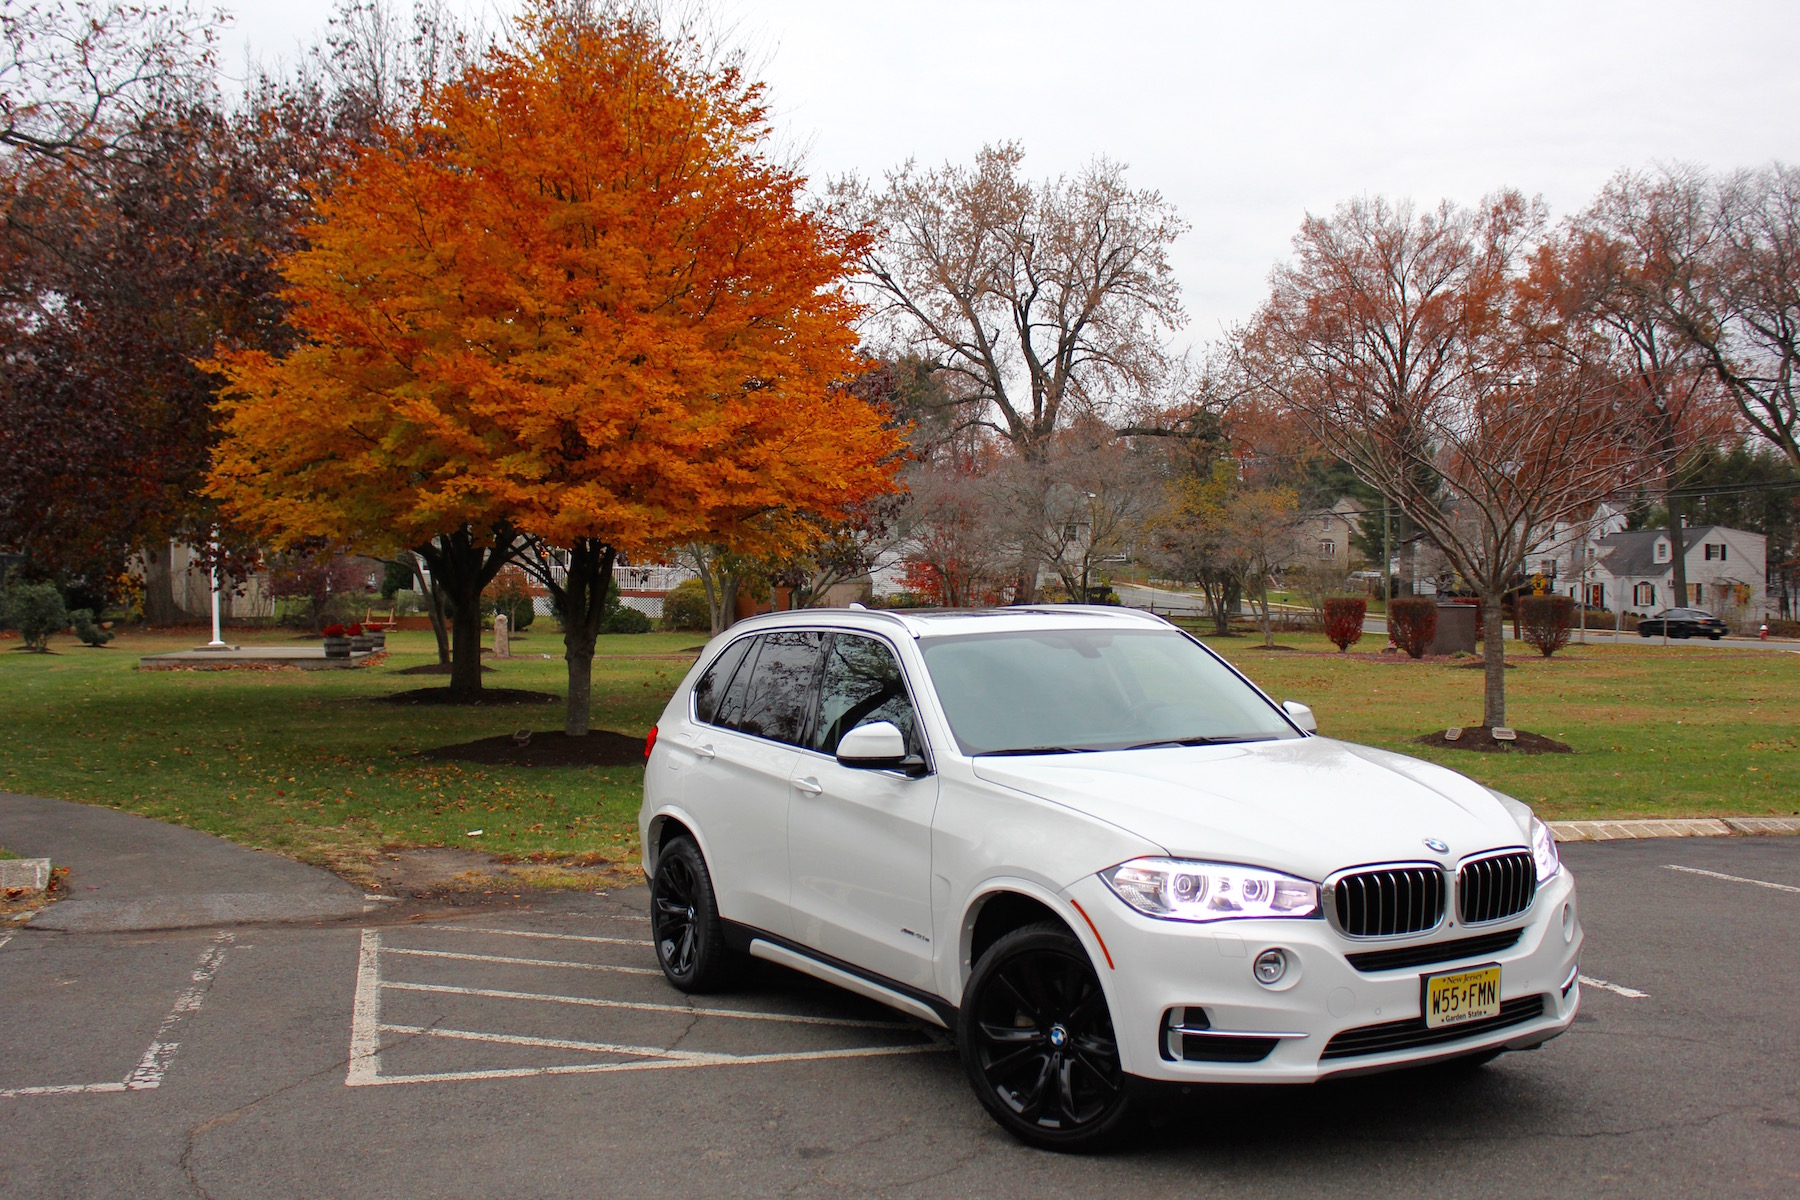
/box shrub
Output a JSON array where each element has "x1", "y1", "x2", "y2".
[
  {"x1": 1323, "y1": 596, "x2": 1367, "y2": 652},
  {"x1": 603, "y1": 604, "x2": 653, "y2": 634},
  {"x1": 0, "y1": 581, "x2": 69, "y2": 652},
  {"x1": 1766, "y1": 618, "x2": 1800, "y2": 638},
  {"x1": 1519, "y1": 594, "x2": 1574, "y2": 658},
  {"x1": 1388, "y1": 597, "x2": 1438, "y2": 659},
  {"x1": 69, "y1": 609, "x2": 113, "y2": 647},
  {"x1": 661, "y1": 578, "x2": 710, "y2": 631}
]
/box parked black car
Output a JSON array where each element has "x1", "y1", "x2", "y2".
[{"x1": 1637, "y1": 607, "x2": 1730, "y2": 640}]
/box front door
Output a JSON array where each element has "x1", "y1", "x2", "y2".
[{"x1": 788, "y1": 633, "x2": 939, "y2": 991}]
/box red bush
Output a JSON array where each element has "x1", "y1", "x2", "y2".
[
  {"x1": 1388, "y1": 597, "x2": 1438, "y2": 658},
  {"x1": 322, "y1": 624, "x2": 347, "y2": 638},
  {"x1": 1519, "y1": 595, "x2": 1574, "y2": 658},
  {"x1": 1323, "y1": 596, "x2": 1367, "y2": 652},
  {"x1": 346, "y1": 622, "x2": 364, "y2": 636}
]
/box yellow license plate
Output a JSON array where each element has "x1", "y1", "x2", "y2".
[{"x1": 1423, "y1": 964, "x2": 1501, "y2": 1029}]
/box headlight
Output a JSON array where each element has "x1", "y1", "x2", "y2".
[
  {"x1": 1531, "y1": 817, "x2": 1561, "y2": 883},
  {"x1": 1102, "y1": 858, "x2": 1320, "y2": 922}
]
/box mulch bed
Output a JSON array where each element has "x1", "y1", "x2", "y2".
[
  {"x1": 1414, "y1": 727, "x2": 1572, "y2": 754},
  {"x1": 418, "y1": 729, "x2": 645, "y2": 767},
  {"x1": 390, "y1": 662, "x2": 494, "y2": 675},
  {"x1": 378, "y1": 687, "x2": 559, "y2": 706}
]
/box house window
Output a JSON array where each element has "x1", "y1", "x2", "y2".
[
  {"x1": 1634, "y1": 582, "x2": 1656, "y2": 607},
  {"x1": 1691, "y1": 583, "x2": 1703, "y2": 604},
  {"x1": 1654, "y1": 540, "x2": 1670, "y2": 564},
  {"x1": 1319, "y1": 540, "x2": 1336, "y2": 557},
  {"x1": 1704, "y1": 543, "x2": 1726, "y2": 561}
]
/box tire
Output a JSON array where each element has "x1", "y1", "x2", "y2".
[
  {"x1": 649, "y1": 836, "x2": 739, "y2": 993},
  {"x1": 1709, "y1": 633, "x2": 1722, "y2": 641},
  {"x1": 1639, "y1": 628, "x2": 1651, "y2": 638},
  {"x1": 958, "y1": 922, "x2": 1134, "y2": 1152}
]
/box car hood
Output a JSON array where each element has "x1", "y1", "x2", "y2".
[{"x1": 970, "y1": 737, "x2": 1532, "y2": 882}]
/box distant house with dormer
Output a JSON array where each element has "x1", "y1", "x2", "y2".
[{"x1": 1589, "y1": 525, "x2": 1768, "y2": 627}]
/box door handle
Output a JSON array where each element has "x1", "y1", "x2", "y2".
[
  {"x1": 793, "y1": 777, "x2": 824, "y2": 795},
  {"x1": 692, "y1": 743, "x2": 716, "y2": 760}
]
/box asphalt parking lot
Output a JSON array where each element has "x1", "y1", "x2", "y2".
[{"x1": 2, "y1": 836, "x2": 1796, "y2": 1199}]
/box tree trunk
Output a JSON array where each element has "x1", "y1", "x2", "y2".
[
  {"x1": 447, "y1": 582, "x2": 484, "y2": 696},
  {"x1": 416, "y1": 527, "x2": 517, "y2": 698},
  {"x1": 1666, "y1": 493, "x2": 1688, "y2": 609},
  {"x1": 1481, "y1": 589, "x2": 1507, "y2": 728},
  {"x1": 1260, "y1": 579, "x2": 1275, "y2": 647},
  {"x1": 548, "y1": 539, "x2": 616, "y2": 737},
  {"x1": 141, "y1": 543, "x2": 181, "y2": 625}
]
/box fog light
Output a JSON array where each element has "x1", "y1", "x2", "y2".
[
  {"x1": 1562, "y1": 902, "x2": 1575, "y2": 943},
  {"x1": 1253, "y1": 948, "x2": 1288, "y2": 985}
]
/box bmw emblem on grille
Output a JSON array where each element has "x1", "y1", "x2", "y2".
[{"x1": 1423, "y1": 837, "x2": 1450, "y2": 853}]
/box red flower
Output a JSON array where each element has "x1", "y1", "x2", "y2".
[{"x1": 323, "y1": 624, "x2": 347, "y2": 637}]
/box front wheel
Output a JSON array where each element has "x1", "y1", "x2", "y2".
[
  {"x1": 1639, "y1": 628, "x2": 1652, "y2": 638},
  {"x1": 649, "y1": 836, "x2": 738, "y2": 993},
  {"x1": 958, "y1": 923, "x2": 1134, "y2": 1151},
  {"x1": 1709, "y1": 632, "x2": 1722, "y2": 641}
]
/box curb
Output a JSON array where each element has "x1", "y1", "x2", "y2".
[
  {"x1": 26, "y1": 891, "x2": 372, "y2": 933},
  {"x1": 0, "y1": 857, "x2": 52, "y2": 891},
  {"x1": 1550, "y1": 816, "x2": 1800, "y2": 842}
]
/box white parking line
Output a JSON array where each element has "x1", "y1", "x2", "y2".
[
  {"x1": 381, "y1": 947, "x2": 661, "y2": 976},
  {"x1": 345, "y1": 928, "x2": 942, "y2": 1090},
  {"x1": 414, "y1": 925, "x2": 652, "y2": 947},
  {"x1": 1579, "y1": 976, "x2": 1650, "y2": 999},
  {"x1": 2, "y1": 930, "x2": 235, "y2": 1100},
  {"x1": 380, "y1": 979, "x2": 910, "y2": 1028},
  {"x1": 1663, "y1": 864, "x2": 1800, "y2": 894}
]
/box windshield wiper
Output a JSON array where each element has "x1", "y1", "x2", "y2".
[
  {"x1": 979, "y1": 745, "x2": 1094, "y2": 757},
  {"x1": 1116, "y1": 735, "x2": 1271, "y2": 751}
]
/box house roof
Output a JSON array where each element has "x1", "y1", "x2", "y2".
[{"x1": 1593, "y1": 526, "x2": 1723, "y2": 577}]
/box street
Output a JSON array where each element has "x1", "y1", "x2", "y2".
[{"x1": 3, "y1": 837, "x2": 1797, "y2": 1198}]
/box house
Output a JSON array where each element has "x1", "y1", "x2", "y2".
[
  {"x1": 1297, "y1": 497, "x2": 1365, "y2": 570},
  {"x1": 1587, "y1": 525, "x2": 1769, "y2": 627}
]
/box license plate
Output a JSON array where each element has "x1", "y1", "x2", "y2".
[{"x1": 1423, "y1": 964, "x2": 1501, "y2": 1028}]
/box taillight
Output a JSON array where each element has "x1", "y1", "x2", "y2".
[{"x1": 644, "y1": 724, "x2": 658, "y2": 759}]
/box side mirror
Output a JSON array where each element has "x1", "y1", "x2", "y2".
[
  {"x1": 1282, "y1": 700, "x2": 1318, "y2": 734},
  {"x1": 835, "y1": 720, "x2": 907, "y2": 768}
]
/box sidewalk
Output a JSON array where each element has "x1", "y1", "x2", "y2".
[{"x1": 0, "y1": 792, "x2": 366, "y2": 932}]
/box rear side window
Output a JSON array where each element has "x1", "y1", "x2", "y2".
[
  {"x1": 813, "y1": 634, "x2": 918, "y2": 756},
  {"x1": 735, "y1": 631, "x2": 825, "y2": 746},
  {"x1": 693, "y1": 637, "x2": 753, "y2": 726}
]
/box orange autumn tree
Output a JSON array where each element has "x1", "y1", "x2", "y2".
[{"x1": 208, "y1": 5, "x2": 901, "y2": 729}]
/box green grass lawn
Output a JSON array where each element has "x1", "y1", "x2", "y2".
[
  {"x1": 2, "y1": 623, "x2": 1795, "y2": 883},
  {"x1": 0, "y1": 627, "x2": 701, "y2": 877},
  {"x1": 1200, "y1": 631, "x2": 1800, "y2": 822}
]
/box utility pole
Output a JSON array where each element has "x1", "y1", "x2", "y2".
[{"x1": 1382, "y1": 496, "x2": 1392, "y2": 609}]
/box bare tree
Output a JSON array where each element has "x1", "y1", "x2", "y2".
[
  {"x1": 0, "y1": 0, "x2": 215, "y2": 161},
  {"x1": 1242, "y1": 193, "x2": 1641, "y2": 728},
  {"x1": 1004, "y1": 432, "x2": 1157, "y2": 604},
  {"x1": 1653, "y1": 164, "x2": 1800, "y2": 470},
  {"x1": 1560, "y1": 169, "x2": 1739, "y2": 609},
  {"x1": 896, "y1": 456, "x2": 1014, "y2": 607},
  {"x1": 1226, "y1": 483, "x2": 1305, "y2": 648}
]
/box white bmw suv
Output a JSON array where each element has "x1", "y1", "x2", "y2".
[{"x1": 638, "y1": 606, "x2": 1581, "y2": 1150}]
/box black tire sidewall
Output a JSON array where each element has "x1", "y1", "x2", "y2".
[
  {"x1": 650, "y1": 837, "x2": 734, "y2": 993},
  {"x1": 957, "y1": 923, "x2": 1134, "y2": 1152}
]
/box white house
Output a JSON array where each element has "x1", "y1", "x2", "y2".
[{"x1": 1587, "y1": 525, "x2": 1769, "y2": 627}]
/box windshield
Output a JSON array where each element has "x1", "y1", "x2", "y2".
[{"x1": 918, "y1": 628, "x2": 1300, "y2": 755}]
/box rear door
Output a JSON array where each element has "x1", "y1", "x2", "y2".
[
  {"x1": 678, "y1": 631, "x2": 825, "y2": 938},
  {"x1": 787, "y1": 632, "x2": 940, "y2": 991}
]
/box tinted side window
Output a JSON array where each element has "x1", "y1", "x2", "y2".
[
  {"x1": 814, "y1": 634, "x2": 917, "y2": 756},
  {"x1": 693, "y1": 637, "x2": 753, "y2": 726},
  {"x1": 735, "y1": 631, "x2": 825, "y2": 746}
]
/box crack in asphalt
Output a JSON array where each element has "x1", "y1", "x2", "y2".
[{"x1": 176, "y1": 1018, "x2": 446, "y2": 1200}]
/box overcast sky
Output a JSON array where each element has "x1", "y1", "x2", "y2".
[{"x1": 218, "y1": 0, "x2": 1800, "y2": 345}]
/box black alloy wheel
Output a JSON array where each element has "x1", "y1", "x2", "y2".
[
  {"x1": 958, "y1": 923, "x2": 1134, "y2": 1151},
  {"x1": 649, "y1": 836, "x2": 737, "y2": 993}
]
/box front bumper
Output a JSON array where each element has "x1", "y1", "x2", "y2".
[{"x1": 1063, "y1": 868, "x2": 1582, "y2": 1082}]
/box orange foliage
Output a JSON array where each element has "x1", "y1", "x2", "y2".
[{"x1": 206, "y1": 7, "x2": 900, "y2": 564}]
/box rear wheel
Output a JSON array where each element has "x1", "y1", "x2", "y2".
[
  {"x1": 649, "y1": 836, "x2": 738, "y2": 993},
  {"x1": 958, "y1": 922, "x2": 1134, "y2": 1151}
]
